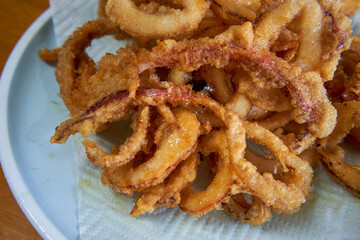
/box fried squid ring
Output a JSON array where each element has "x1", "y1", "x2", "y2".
[
  {"x1": 51, "y1": 83, "x2": 245, "y2": 145},
  {"x1": 101, "y1": 108, "x2": 200, "y2": 195},
  {"x1": 50, "y1": 91, "x2": 136, "y2": 144},
  {"x1": 179, "y1": 130, "x2": 234, "y2": 215},
  {"x1": 105, "y1": 0, "x2": 211, "y2": 40},
  {"x1": 130, "y1": 151, "x2": 201, "y2": 216},
  {"x1": 221, "y1": 112, "x2": 273, "y2": 224},
  {"x1": 83, "y1": 106, "x2": 151, "y2": 167},
  {"x1": 274, "y1": 122, "x2": 317, "y2": 155},
  {"x1": 52, "y1": 84, "x2": 311, "y2": 214},
  {"x1": 156, "y1": 104, "x2": 179, "y2": 130}
]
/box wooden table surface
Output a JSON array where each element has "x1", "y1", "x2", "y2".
[{"x1": 0, "y1": 0, "x2": 49, "y2": 239}]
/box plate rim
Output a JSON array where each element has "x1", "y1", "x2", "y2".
[{"x1": 0, "y1": 9, "x2": 68, "y2": 240}]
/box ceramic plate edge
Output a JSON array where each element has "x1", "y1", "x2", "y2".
[{"x1": 0, "y1": 9, "x2": 68, "y2": 240}]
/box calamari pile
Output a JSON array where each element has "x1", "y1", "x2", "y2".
[{"x1": 40, "y1": 0, "x2": 360, "y2": 225}]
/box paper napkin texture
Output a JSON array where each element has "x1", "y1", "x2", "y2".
[{"x1": 49, "y1": 1, "x2": 360, "y2": 239}]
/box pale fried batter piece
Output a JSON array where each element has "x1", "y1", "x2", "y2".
[
  {"x1": 222, "y1": 194, "x2": 272, "y2": 226},
  {"x1": 38, "y1": 48, "x2": 60, "y2": 61}
]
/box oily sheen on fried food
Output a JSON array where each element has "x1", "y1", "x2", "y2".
[{"x1": 41, "y1": 0, "x2": 360, "y2": 226}]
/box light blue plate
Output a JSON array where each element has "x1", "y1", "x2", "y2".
[{"x1": 0, "y1": 10, "x2": 78, "y2": 240}]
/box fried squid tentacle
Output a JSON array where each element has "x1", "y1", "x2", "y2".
[
  {"x1": 212, "y1": 113, "x2": 272, "y2": 225},
  {"x1": 56, "y1": 18, "x2": 130, "y2": 115},
  {"x1": 83, "y1": 106, "x2": 151, "y2": 167},
  {"x1": 50, "y1": 91, "x2": 135, "y2": 144},
  {"x1": 226, "y1": 112, "x2": 313, "y2": 214}
]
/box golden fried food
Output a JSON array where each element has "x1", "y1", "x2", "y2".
[
  {"x1": 38, "y1": 47, "x2": 60, "y2": 61},
  {"x1": 223, "y1": 193, "x2": 272, "y2": 226},
  {"x1": 180, "y1": 130, "x2": 235, "y2": 215},
  {"x1": 102, "y1": 108, "x2": 200, "y2": 195},
  {"x1": 43, "y1": 0, "x2": 360, "y2": 226},
  {"x1": 83, "y1": 106, "x2": 151, "y2": 167},
  {"x1": 231, "y1": 119, "x2": 313, "y2": 214},
  {"x1": 55, "y1": 18, "x2": 130, "y2": 115},
  {"x1": 130, "y1": 151, "x2": 201, "y2": 216},
  {"x1": 105, "y1": 0, "x2": 211, "y2": 40},
  {"x1": 341, "y1": 0, "x2": 360, "y2": 16},
  {"x1": 317, "y1": 101, "x2": 360, "y2": 197},
  {"x1": 318, "y1": 146, "x2": 360, "y2": 197}
]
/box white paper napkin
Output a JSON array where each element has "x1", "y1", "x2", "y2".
[{"x1": 49, "y1": 1, "x2": 360, "y2": 239}]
